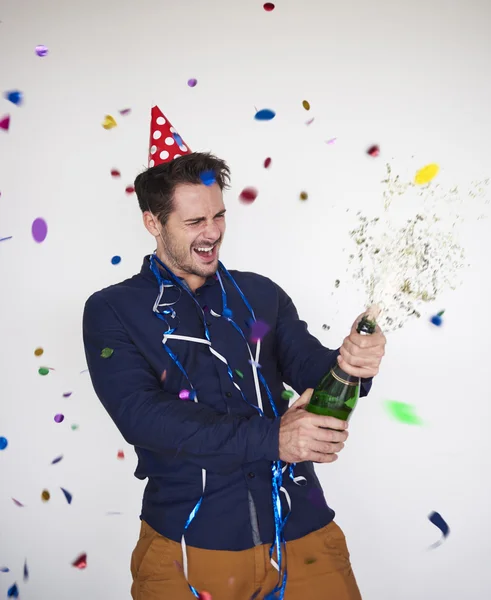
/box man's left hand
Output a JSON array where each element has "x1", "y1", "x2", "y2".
[{"x1": 337, "y1": 313, "x2": 387, "y2": 378}]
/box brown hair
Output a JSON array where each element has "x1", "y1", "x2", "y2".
[{"x1": 134, "y1": 152, "x2": 231, "y2": 226}]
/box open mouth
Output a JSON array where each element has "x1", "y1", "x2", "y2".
[{"x1": 193, "y1": 244, "x2": 218, "y2": 263}]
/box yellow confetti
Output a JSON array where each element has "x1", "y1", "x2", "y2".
[
  {"x1": 300, "y1": 191, "x2": 308, "y2": 201},
  {"x1": 34, "y1": 347, "x2": 44, "y2": 356},
  {"x1": 415, "y1": 163, "x2": 439, "y2": 185},
  {"x1": 102, "y1": 115, "x2": 117, "y2": 130},
  {"x1": 302, "y1": 100, "x2": 310, "y2": 110},
  {"x1": 41, "y1": 490, "x2": 50, "y2": 502}
]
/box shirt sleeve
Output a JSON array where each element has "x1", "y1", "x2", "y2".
[
  {"x1": 82, "y1": 292, "x2": 280, "y2": 474},
  {"x1": 274, "y1": 283, "x2": 372, "y2": 397}
]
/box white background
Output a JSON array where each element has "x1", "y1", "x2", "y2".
[{"x1": 1, "y1": 0, "x2": 491, "y2": 598}]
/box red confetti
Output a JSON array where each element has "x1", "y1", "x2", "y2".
[
  {"x1": 111, "y1": 169, "x2": 121, "y2": 177},
  {"x1": 125, "y1": 185, "x2": 135, "y2": 194},
  {"x1": 117, "y1": 450, "x2": 125, "y2": 460},
  {"x1": 367, "y1": 144, "x2": 380, "y2": 157},
  {"x1": 239, "y1": 187, "x2": 258, "y2": 204},
  {"x1": 72, "y1": 553, "x2": 87, "y2": 569},
  {"x1": 263, "y1": 2, "x2": 275, "y2": 10},
  {"x1": 264, "y1": 157, "x2": 272, "y2": 168}
]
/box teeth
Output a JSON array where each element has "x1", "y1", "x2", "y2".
[{"x1": 196, "y1": 246, "x2": 214, "y2": 252}]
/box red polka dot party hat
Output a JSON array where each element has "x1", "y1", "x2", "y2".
[{"x1": 148, "y1": 106, "x2": 192, "y2": 167}]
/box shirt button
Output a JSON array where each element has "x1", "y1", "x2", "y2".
[
  {"x1": 225, "y1": 392, "x2": 232, "y2": 398},
  {"x1": 247, "y1": 472, "x2": 255, "y2": 479}
]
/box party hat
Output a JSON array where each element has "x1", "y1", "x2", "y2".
[{"x1": 148, "y1": 106, "x2": 192, "y2": 167}]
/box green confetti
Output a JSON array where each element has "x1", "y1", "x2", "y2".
[
  {"x1": 38, "y1": 367, "x2": 49, "y2": 376},
  {"x1": 385, "y1": 400, "x2": 423, "y2": 425},
  {"x1": 101, "y1": 347, "x2": 114, "y2": 359},
  {"x1": 71, "y1": 424, "x2": 79, "y2": 431},
  {"x1": 305, "y1": 557, "x2": 317, "y2": 565},
  {"x1": 281, "y1": 390, "x2": 294, "y2": 401},
  {"x1": 234, "y1": 369, "x2": 244, "y2": 379}
]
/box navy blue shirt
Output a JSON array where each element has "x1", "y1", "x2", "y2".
[{"x1": 82, "y1": 255, "x2": 371, "y2": 551}]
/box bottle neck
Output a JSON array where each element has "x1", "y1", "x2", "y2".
[
  {"x1": 356, "y1": 315, "x2": 377, "y2": 335},
  {"x1": 330, "y1": 362, "x2": 360, "y2": 385}
]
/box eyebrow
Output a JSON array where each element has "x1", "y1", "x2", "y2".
[{"x1": 184, "y1": 209, "x2": 226, "y2": 224}]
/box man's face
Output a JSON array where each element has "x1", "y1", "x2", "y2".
[{"x1": 159, "y1": 182, "x2": 226, "y2": 279}]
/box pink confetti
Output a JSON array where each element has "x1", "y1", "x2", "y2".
[
  {"x1": 12, "y1": 498, "x2": 25, "y2": 507},
  {"x1": 0, "y1": 115, "x2": 10, "y2": 131},
  {"x1": 117, "y1": 450, "x2": 125, "y2": 460},
  {"x1": 198, "y1": 592, "x2": 212, "y2": 600},
  {"x1": 72, "y1": 553, "x2": 87, "y2": 569},
  {"x1": 179, "y1": 389, "x2": 190, "y2": 400},
  {"x1": 325, "y1": 137, "x2": 337, "y2": 145},
  {"x1": 305, "y1": 118, "x2": 315, "y2": 125},
  {"x1": 367, "y1": 144, "x2": 380, "y2": 157}
]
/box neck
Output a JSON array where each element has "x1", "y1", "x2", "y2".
[{"x1": 154, "y1": 251, "x2": 206, "y2": 293}]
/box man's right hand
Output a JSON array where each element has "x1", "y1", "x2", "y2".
[{"x1": 279, "y1": 388, "x2": 349, "y2": 464}]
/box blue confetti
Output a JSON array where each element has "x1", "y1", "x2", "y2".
[
  {"x1": 430, "y1": 310, "x2": 445, "y2": 326},
  {"x1": 172, "y1": 131, "x2": 184, "y2": 147},
  {"x1": 23, "y1": 560, "x2": 28, "y2": 581},
  {"x1": 4, "y1": 90, "x2": 23, "y2": 106},
  {"x1": 254, "y1": 109, "x2": 276, "y2": 121},
  {"x1": 0, "y1": 236, "x2": 13, "y2": 243},
  {"x1": 0, "y1": 566, "x2": 10, "y2": 573},
  {"x1": 199, "y1": 170, "x2": 216, "y2": 186},
  {"x1": 0, "y1": 436, "x2": 8, "y2": 450},
  {"x1": 51, "y1": 455, "x2": 63, "y2": 464},
  {"x1": 61, "y1": 487, "x2": 73, "y2": 504},
  {"x1": 7, "y1": 583, "x2": 19, "y2": 598},
  {"x1": 111, "y1": 255, "x2": 121, "y2": 265},
  {"x1": 428, "y1": 511, "x2": 450, "y2": 548}
]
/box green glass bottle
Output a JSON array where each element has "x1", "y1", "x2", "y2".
[{"x1": 306, "y1": 309, "x2": 378, "y2": 422}]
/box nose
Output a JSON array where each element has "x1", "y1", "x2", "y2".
[{"x1": 203, "y1": 220, "x2": 221, "y2": 242}]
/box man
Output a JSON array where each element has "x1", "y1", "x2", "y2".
[{"x1": 83, "y1": 151, "x2": 386, "y2": 600}]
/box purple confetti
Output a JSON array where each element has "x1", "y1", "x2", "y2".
[
  {"x1": 35, "y1": 45, "x2": 48, "y2": 57},
  {"x1": 12, "y1": 498, "x2": 25, "y2": 507},
  {"x1": 187, "y1": 78, "x2": 198, "y2": 87},
  {"x1": 61, "y1": 487, "x2": 73, "y2": 504},
  {"x1": 54, "y1": 413, "x2": 64, "y2": 423},
  {"x1": 32, "y1": 218, "x2": 48, "y2": 243},
  {"x1": 23, "y1": 560, "x2": 28, "y2": 581},
  {"x1": 63, "y1": 392, "x2": 72, "y2": 398},
  {"x1": 249, "y1": 319, "x2": 271, "y2": 343},
  {"x1": 51, "y1": 455, "x2": 63, "y2": 465}
]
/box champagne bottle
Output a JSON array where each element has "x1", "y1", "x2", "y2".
[{"x1": 306, "y1": 307, "x2": 379, "y2": 421}]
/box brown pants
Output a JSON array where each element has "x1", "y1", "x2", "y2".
[{"x1": 131, "y1": 520, "x2": 362, "y2": 600}]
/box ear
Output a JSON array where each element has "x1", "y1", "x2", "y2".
[{"x1": 143, "y1": 211, "x2": 161, "y2": 237}]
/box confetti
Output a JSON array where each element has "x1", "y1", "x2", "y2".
[
  {"x1": 263, "y1": 157, "x2": 272, "y2": 168},
  {"x1": 248, "y1": 360, "x2": 262, "y2": 369},
  {"x1": 239, "y1": 187, "x2": 258, "y2": 204},
  {"x1": 161, "y1": 369, "x2": 167, "y2": 382},
  {"x1": 63, "y1": 392, "x2": 72, "y2": 397},
  {"x1": 41, "y1": 489, "x2": 50, "y2": 502},
  {"x1": 71, "y1": 424, "x2": 79, "y2": 431},
  {"x1": 23, "y1": 560, "x2": 28, "y2": 581},
  {"x1": 4, "y1": 90, "x2": 23, "y2": 106},
  {"x1": 428, "y1": 511, "x2": 450, "y2": 548},
  {"x1": 189, "y1": 390, "x2": 197, "y2": 400},
  {"x1": 334, "y1": 279, "x2": 340, "y2": 288},
  {"x1": 325, "y1": 137, "x2": 337, "y2": 145},
  {"x1": 102, "y1": 115, "x2": 117, "y2": 130},
  {"x1": 187, "y1": 78, "x2": 198, "y2": 87},
  {"x1": 172, "y1": 131, "x2": 184, "y2": 147},
  {"x1": 61, "y1": 487, "x2": 73, "y2": 504},
  {"x1": 0, "y1": 236, "x2": 13, "y2": 242},
  {"x1": 35, "y1": 44, "x2": 48, "y2": 57},
  {"x1": 54, "y1": 414, "x2": 65, "y2": 423},
  {"x1": 367, "y1": 144, "x2": 380, "y2": 157},
  {"x1": 415, "y1": 163, "x2": 439, "y2": 185},
  {"x1": 32, "y1": 217, "x2": 48, "y2": 243},
  {"x1": 263, "y1": 2, "x2": 275, "y2": 10},
  {"x1": 119, "y1": 108, "x2": 131, "y2": 115},
  {"x1": 7, "y1": 583, "x2": 19, "y2": 598},
  {"x1": 72, "y1": 553, "x2": 87, "y2": 569},
  {"x1": 198, "y1": 592, "x2": 212, "y2": 600},
  {"x1": 0, "y1": 115, "x2": 10, "y2": 131},
  {"x1": 0, "y1": 437, "x2": 8, "y2": 450},
  {"x1": 222, "y1": 308, "x2": 233, "y2": 319},
  {"x1": 250, "y1": 319, "x2": 271, "y2": 342},
  {"x1": 34, "y1": 347, "x2": 44, "y2": 356},
  {"x1": 0, "y1": 566, "x2": 10, "y2": 572},
  {"x1": 384, "y1": 400, "x2": 422, "y2": 425},
  {"x1": 12, "y1": 499, "x2": 24, "y2": 507},
  {"x1": 110, "y1": 169, "x2": 121, "y2": 177},
  {"x1": 254, "y1": 109, "x2": 275, "y2": 121},
  {"x1": 302, "y1": 100, "x2": 310, "y2": 110},
  {"x1": 125, "y1": 185, "x2": 135, "y2": 194},
  {"x1": 51, "y1": 455, "x2": 63, "y2": 464},
  {"x1": 179, "y1": 389, "x2": 190, "y2": 400},
  {"x1": 38, "y1": 367, "x2": 49, "y2": 376},
  {"x1": 305, "y1": 557, "x2": 317, "y2": 564},
  {"x1": 322, "y1": 324, "x2": 330, "y2": 330},
  {"x1": 430, "y1": 310, "x2": 445, "y2": 326},
  {"x1": 281, "y1": 390, "x2": 294, "y2": 401},
  {"x1": 111, "y1": 255, "x2": 121, "y2": 265},
  {"x1": 305, "y1": 117, "x2": 315, "y2": 125},
  {"x1": 200, "y1": 170, "x2": 216, "y2": 186},
  {"x1": 117, "y1": 450, "x2": 125, "y2": 460},
  {"x1": 299, "y1": 191, "x2": 308, "y2": 201},
  {"x1": 101, "y1": 347, "x2": 114, "y2": 358},
  {"x1": 235, "y1": 369, "x2": 244, "y2": 379}
]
